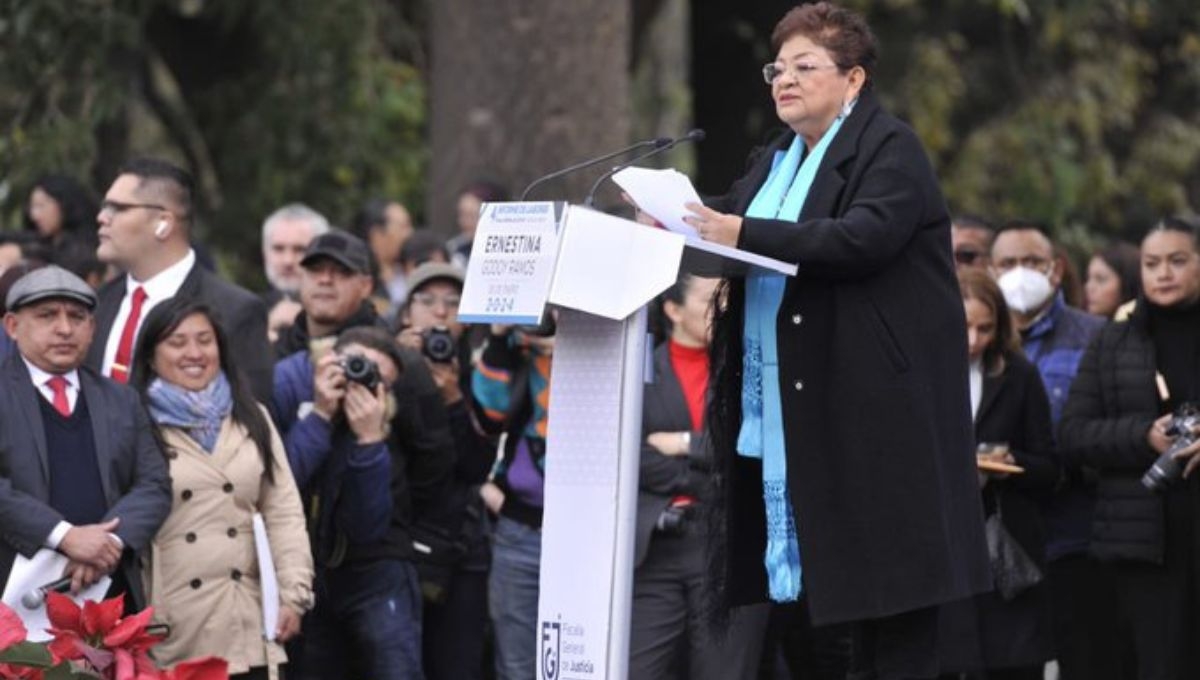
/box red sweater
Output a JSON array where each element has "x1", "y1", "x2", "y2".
[{"x1": 668, "y1": 339, "x2": 709, "y2": 430}]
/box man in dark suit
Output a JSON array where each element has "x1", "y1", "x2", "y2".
[
  {"x1": 87, "y1": 158, "x2": 273, "y2": 402},
  {"x1": 0, "y1": 266, "x2": 170, "y2": 609}
]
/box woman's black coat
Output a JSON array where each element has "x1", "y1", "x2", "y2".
[
  {"x1": 706, "y1": 89, "x2": 990, "y2": 626},
  {"x1": 1058, "y1": 301, "x2": 1192, "y2": 564},
  {"x1": 943, "y1": 351, "x2": 1057, "y2": 669}
]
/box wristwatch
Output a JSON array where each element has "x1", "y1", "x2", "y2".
[{"x1": 680, "y1": 431, "x2": 691, "y2": 451}]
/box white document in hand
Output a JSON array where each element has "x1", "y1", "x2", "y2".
[
  {"x1": 612, "y1": 166, "x2": 702, "y2": 237},
  {"x1": 1, "y1": 549, "x2": 111, "y2": 641},
  {"x1": 252, "y1": 513, "x2": 279, "y2": 641}
]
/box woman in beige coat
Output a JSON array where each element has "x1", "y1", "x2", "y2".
[{"x1": 132, "y1": 299, "x2": 313, "y2": 680}]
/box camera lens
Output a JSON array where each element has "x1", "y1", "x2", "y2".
[
  {"x1": 340, "y1": 354, "x2": 381, "y2": 391},
  {"x1": 422, "y1": 327, "x2": 457, "y2": 363}
]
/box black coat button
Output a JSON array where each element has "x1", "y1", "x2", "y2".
[
  {"x1": 190, "y1": 579, "x2": 201, "y2": 589},
  {"x1": 223, "y1": 483, "x2": 234, "y2": 493},
  {"x1": 227, "y1": 528, "x2": 237, "y2": 538},
  {"x1": 231, "y1": 569, "x2": 242, "y2": 581},
  {"x1": 185, "y1": 532, "x2": 196, "y2": 543},
  {"x1": 181, "y1": 490, "x2": 192, "y2": 501}
]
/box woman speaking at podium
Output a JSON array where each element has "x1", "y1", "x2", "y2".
[{"x1": 681, "y1": 3, "x2": 989, "y2": 678}]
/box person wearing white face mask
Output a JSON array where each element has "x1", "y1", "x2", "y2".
[{"x1": 989, "y1": 220, "x2": 1114, "y2": 680}]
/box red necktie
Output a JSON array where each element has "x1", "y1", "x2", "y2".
[
  {"x1": 46, "y1": 376, "x2": 71, "y2": 417},
  {"x1": 111, "y1": 286, "x2": 148, "y2": 383}
]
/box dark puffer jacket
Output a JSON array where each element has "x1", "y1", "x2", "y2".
[{"x1": 1058, "y1": 302, "x2": 1170, "y2": 563}]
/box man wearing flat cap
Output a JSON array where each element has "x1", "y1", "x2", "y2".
[{"x1": 0, "y1": 266, "x2": 171, "y2": 611}]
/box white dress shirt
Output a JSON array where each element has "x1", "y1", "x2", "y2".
[
  {"x1": 969, "y1": 358, "x2": 983, "y2": 421},
  {"x1": 21, "y1": 358, "x2": 124, "y2": 551},
  {"x1": 101, "y1": 249, "x2": 196, "y2": 377},
  {"x1": 22, "y1": 357, "x2": 80, "y2": 415}
]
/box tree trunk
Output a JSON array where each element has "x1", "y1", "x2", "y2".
[{"x1": 428, "y1": 0, "x2": 631, "y2": 236}]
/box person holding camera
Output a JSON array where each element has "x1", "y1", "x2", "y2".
[
  {"x1": 630, "y1": 274, "x2": 770, "y2": 680},
  {"x1": 1060, "y1": 217, "x2": 1200, "y2": 680},
  {"x1": 272, "y1": 231, "x2": 455, "y2": 679},
  {"x1": 395, "y1": 262, "x2": 495, "y2": 680},
  {"x1": 272, "y1": 324, "x2": 428, "y2": 679}
]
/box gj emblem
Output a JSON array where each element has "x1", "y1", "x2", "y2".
[{"x1": 540, "y1": 620, "x2": 561, "y2": 680}]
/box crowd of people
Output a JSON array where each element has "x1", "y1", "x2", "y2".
[{"x1": 2, "y1": 3, "x2": 1200, "y2": 680}]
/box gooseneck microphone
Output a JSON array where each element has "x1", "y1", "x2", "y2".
[
  {"x1": 519, "y1": 136, "x2": 672, "y2": 201},
  {"x1": 21, "y1": 576, "x2": 73, "y2": 609},
  {"x1": 583, "y1": 129, "x2": 706, "y2": 208}
]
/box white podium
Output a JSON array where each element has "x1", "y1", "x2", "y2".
[{"x1": 459, "y1": 203, "x2": 793, "y2": 680}]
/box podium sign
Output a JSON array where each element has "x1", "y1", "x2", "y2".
[{"x1": 458, "y1": 201, "x2": 563, "y2": 325}]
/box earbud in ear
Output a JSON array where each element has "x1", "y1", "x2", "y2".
[{"x1": 155, "y1": 221, "x2": 169, "y2": 238}]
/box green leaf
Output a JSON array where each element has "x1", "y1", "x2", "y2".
[
  {"x1": 0, "y1": 641, "x2": 53, "y2": 667},
  {"x1": 44, "y1": 661, "x2": 102, "y2": 679}
]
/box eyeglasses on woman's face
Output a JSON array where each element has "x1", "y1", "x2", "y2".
[{"x1": 762, "y1": 61, "x2": 840, "y2": 85}]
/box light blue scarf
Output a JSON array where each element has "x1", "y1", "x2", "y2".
[
  {"x1": 738, "y1": 111, "x2": 848, "y2": 602},
  {"x1": 146, "y1": 371, "x2": 233, "y2": 453}
]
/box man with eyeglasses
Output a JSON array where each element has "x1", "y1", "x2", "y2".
[
  {"x1": 951, "y1": 215, "x2": 995, "y2": 271},
  {"x1": 88, "y1": 158, "x2": 274, "y2": 401},
  {"x1": 989, "y1": 219, "x2": 1113, "y2": 680}
]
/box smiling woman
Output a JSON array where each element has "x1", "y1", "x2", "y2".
[{"x1": 129, "y1": 299, "x2": 314, "y2": 679}]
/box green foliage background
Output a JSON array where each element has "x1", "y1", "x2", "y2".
[
  {"x1": 2, "y1": 0, "x2": 1198, "y2": 284},
  {"x1": 0, "y1": 0, "x2": 426, "y2": 286}
]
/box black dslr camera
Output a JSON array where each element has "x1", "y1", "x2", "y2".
[
  {"x1": 340, "y1": 353, "x2": 382, "y2": 392},
  {"x1": 421, "y1": 327, "x2": 456, "y2": 363},
  {"x1": 1141, "y1": 403, "x2": 1200, "y2": 492},
  {"x1": 654, "y1": 497, "x2": 695, "y2": 536}
]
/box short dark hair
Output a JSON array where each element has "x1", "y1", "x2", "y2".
[
  {"x1": 996, "y1": 219, "x2": 1052, "y2": 239},
  {"x1": 350, "y1": 198, "x2": 398, "y2": 240},
  {"x1": 130, "y1": 299, "x2": 277, "y2": 482},
  {"x1": 771, "y1": 2, "x2": 878, "y2": 88},
  {"x1": 399, "y1": 230, "x2": 449, "y2": 268},
  {"x1": 117, "y1": 157, "x2": 194, "y2": 222}
]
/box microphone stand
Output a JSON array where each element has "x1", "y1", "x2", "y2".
[
  {"x1": 583, "y1": 129, "x2": 705, "y2": 208},
  {"x1": 519, "y1": 137, "x2": 670, "y2": 201}
]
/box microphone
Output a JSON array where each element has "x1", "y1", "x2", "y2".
[
  {"x1": 583, "y1": 129, "x2": 706, "y2": 208},
  {"x1": 21, "y1": 576, "x2": 73, "y2": 610},
  {"x1": 519, "y1": 136, "x2": 672, "y2": 201}
]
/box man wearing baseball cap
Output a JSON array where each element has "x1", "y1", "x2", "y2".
[
  {"x1": 0, "y1": 266, "x2": 170, "y2": 612},
  {"x1": 273, "y1": 229, "x2": 378, "y2": 359},
  {"x1": 270, "y1": 233, "x2": 456, "y2": 678}
]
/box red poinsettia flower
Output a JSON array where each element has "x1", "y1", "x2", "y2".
[
  {"x1": 0, "y1": 664, "x2": 43, "y2": 680},
  {"x1": 43, "y1": 592, "x2": 167, "y2": 679},
  {"x1": 0, "y1": 604, "x2": 42, "y2": 679},
  {"x1": 0, "y1": 603, "x2": 26, "y2": 651}
]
